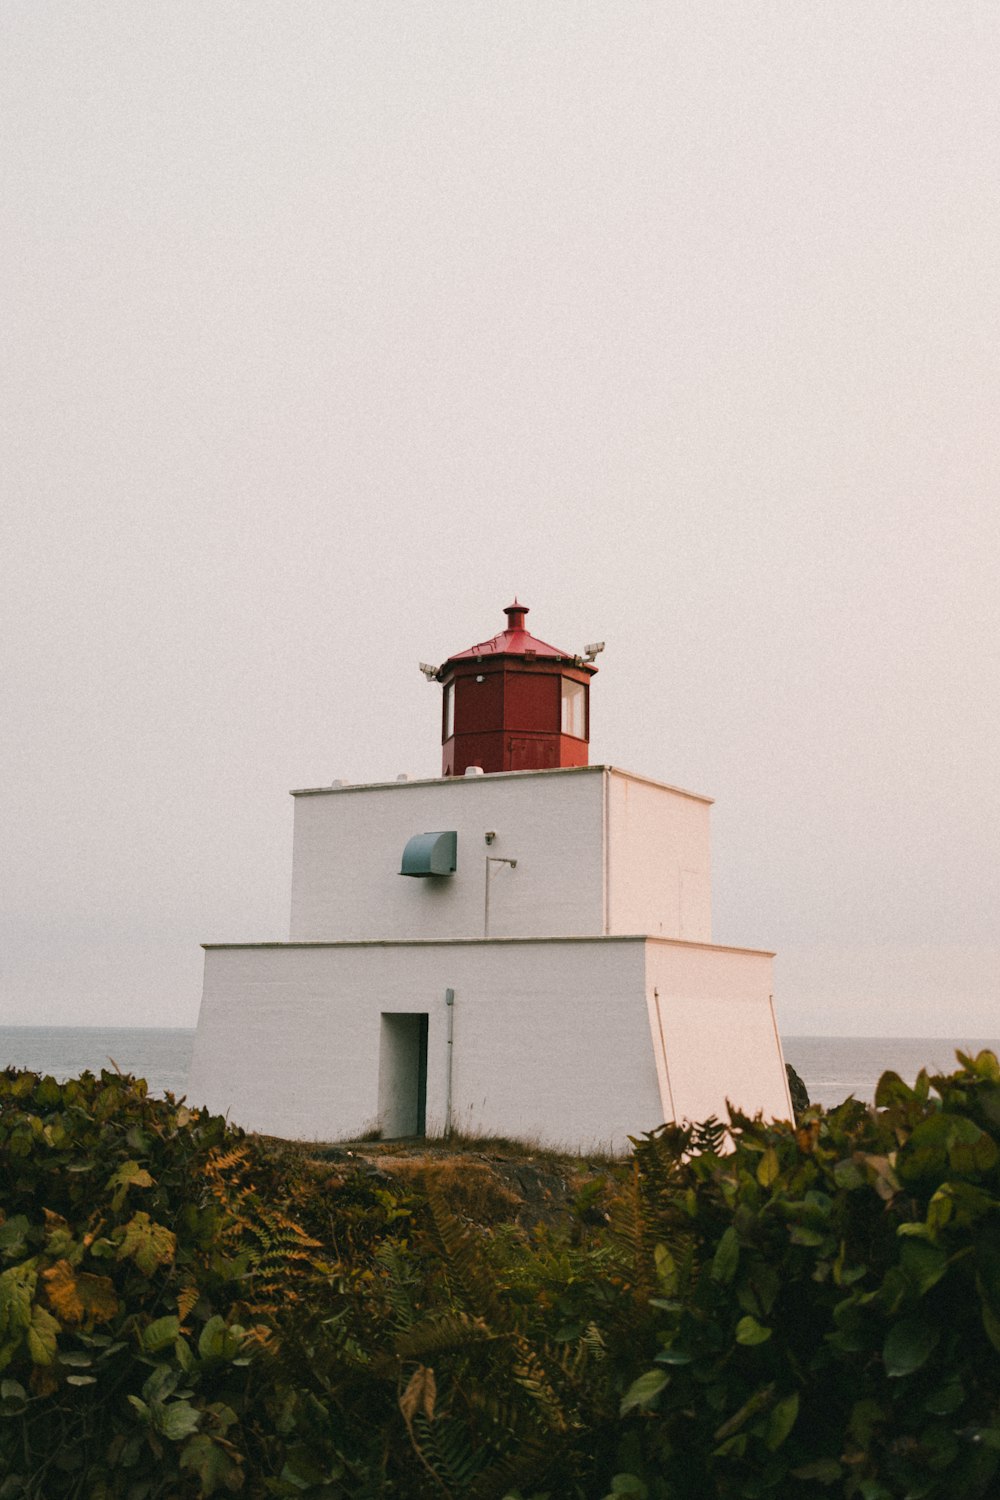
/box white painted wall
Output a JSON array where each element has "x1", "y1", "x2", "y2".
[
  {"x1": 644, "y1": 939, "x2": 791, "y2": 1125},
  {"x1": 188, "y1": 933, "x2": 788, "y2": 1153},
  {"x1": 288, "y1": 768, "x2": 606, "y2": 942},
  {"x1": 189, "y1": 936, "x2": 661, "y2": 1153},
  {"x1": 288, "y1": 765, "x2": 714, "y2": 944},
  {"x1": 607, "y1": 773, "x2": 712, "y2": 941}
]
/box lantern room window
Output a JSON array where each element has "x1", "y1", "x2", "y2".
[
  {"x1": 443, "y1": 682, "x2": 455, "y2": 741},
  {"x1": 561, "y1": 678, "x2": 585, "y2": 739}
]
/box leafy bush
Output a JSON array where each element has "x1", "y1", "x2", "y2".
[
  {"x1": 0, "y1": 1068, "x2": 626, "y2": 1497},
  {"x1": 2, "y1": 1052, "x2": 998, "y2": 1498},
  {"x1": 0, "y1": 1066, "x2": 319, "y2": 1496},
  {"x1": 615, "y1": 1048, "x2": 1000, "y2": 1498}
]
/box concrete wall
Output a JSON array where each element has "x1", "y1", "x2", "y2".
[
  {"x1": 607, "y1": 772, "x2": 712, "y2": 941},
  {"x1": 288, "y1": 765, "x2": 715, "y2": 945},
  {"x1": 188, "y1": 933, "x2": 789, "y2": 1153},
  {"x1": 288, "y1": 768, "x2": 606, "y2": 942},
  {"x1": 644, "y1": 939, "x2": 791, "y2": 1126},
  {"x1": 188, "y1": 936, "x2": 661, "y2": 1154}
]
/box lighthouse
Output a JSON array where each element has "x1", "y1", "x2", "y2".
[
  {"x1": 189, "y1": 600, "x2": 792, "y2": 1150},
  {"x1": 428, "y1": 601, "x2": 601, "y2": 777}
]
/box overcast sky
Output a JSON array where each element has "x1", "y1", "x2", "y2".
[{"x1": 3, "y1": 4, "x2": 999, "y2": 1039}]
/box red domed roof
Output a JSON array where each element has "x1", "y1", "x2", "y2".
[{"x1": 444, "y1": 601, "x2": 595, "y2": 670}]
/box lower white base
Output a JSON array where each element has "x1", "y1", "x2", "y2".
[{"x1": 188, "y1": 936, "x2": 791, "y2": 1155}]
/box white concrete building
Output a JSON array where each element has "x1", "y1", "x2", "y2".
[{"x1": 189, "y1": 605, "x2": 792, "y2": 1151}]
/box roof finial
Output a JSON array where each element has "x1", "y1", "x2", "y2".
[{"x1": 503, "y1": 599, "x2": 528, "y2": 630}]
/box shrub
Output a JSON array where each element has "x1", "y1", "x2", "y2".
[
  {"x1": 2, "y1": 1052, "x2": 998, "y2": 1498},
  {"x1": 613, "y1": 1049, "x2": 1000, "y2": 1499}
]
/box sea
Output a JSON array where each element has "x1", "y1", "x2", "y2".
[{"x1": 0, "y1": 1027, "x2": 996, "y2": 1115}]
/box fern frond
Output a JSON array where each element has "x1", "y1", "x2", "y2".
[
  {"x1": 375, "y1": 1240, "x2": 422, "y2": 1332},
  {"x1": 510, "y1": 1336, "x2": 569, "y2": 1434},
  {"x1": 408, "y1": 1409, "x2": 489, "y2": 1496},
  {"x1": 396, "y1": 1310, "x2": 497, "y2": 1361},
  {"x1": 208, "y1": 1144, "x2": 251, "y2": 1173},
  {"x1": 426, "y1": 1191, "x2": 509, "y2": 1326}
]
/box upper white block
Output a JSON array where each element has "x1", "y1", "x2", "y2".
[{"x1": 288, "y1": 764, "x2": 712, "y2": 943}]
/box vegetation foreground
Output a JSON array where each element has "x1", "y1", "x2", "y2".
[{"x1": 0, "y1": 1054, "x2": 998, "y2": 1499}]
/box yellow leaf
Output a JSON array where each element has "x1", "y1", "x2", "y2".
[
  {"x1": 30, "y1": 1363, "x2": 59, "y2": 1398},
  {"x1": 43, "y1": 1260, "x2": 119, "y2": 1327},
  {"x1": 77, "y1": 1273, "x2": 118, "y2": 1324},
  {"x1": 42, "y1": 1261, "x2": 83, "y2": 1323},
  {"x1": 116, "y1": 1213, "x2": 176, "y2": 1275},
  {"x1": 177, "y1": 1284, "x2": 199, "y2": 1326},
  {"x1": 399, "y1": 1365, "x2": 436, "y2": 1427}
]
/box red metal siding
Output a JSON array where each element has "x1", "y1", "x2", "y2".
[
  {"x1": 504, "y1": 671, "x2": 560, "y2": 732},
  {"x1": 454, "y1": 671, "x2": 504, "y2": 736}
]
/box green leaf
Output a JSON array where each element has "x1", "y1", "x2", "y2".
[
  {"x1": 143, "y1": 1363, "x2": 181, "y2": 1405},
  {"x1": 0, "y1": 1379, "x2": 27, "y2": 1413},
  {"x1": 883, "y1": 1315, "x2": 939, "y2": 1377},
  {"x1": 766, "y1": 1391, "x2": 799, "y2": 1450},
  {"x1": 926, "y1": 1187, "x2": 954, "y2": 1237},
  {"x1": 180, "y1": 1434, "x2": 244, "y2": 1495},
  {"x1": 756, "y1": 1148, "x2": 780, "y2": 1188},
  {"x1": 900, "y1": 1239, "x2": 948, "y2": 1296},
  {"x1": 735, "y1": 1316, "x2": 772, "y2": 1346},
  {"x1": 832, "y1": 1158, "x2": 864, "y2": 1190},
  {"x1": 712, "y1": 1227, "x2": 739, "y2": 1285},
  {"x1": 142, "y1": 1316, "x2": 181, "y2": 1353},
  {"x1": 859, "y1": 1482, "x2": 894, "y2": 1500},
  {"x1": 107, "y1": 1161, "x2": 156, "y2": 1212},
  {"x1": 0, "y1": 1263, "x2": 36, "y2": 1341},
  {"x1": 790, "y1": 1458, "x2": 842, "y2": 1483},
  {"x1": 924, "y1": 1378, "x2": 964, "y2": 1416},
  {"x1": 874, "y1": 1071, "x2": 914, "y2": 1107},
  {"x1": 175, "y1": 1335, "x2": 196, "y2": 1373},
  {"x1": 158, "y1": 1400, "x2": 202, "y2": 1442},
  {"x1": 0, "y1": 1218, "x2": 30, "y2": 1261},
  {"x1": 975, "y1": 1232, "x2": 1000, "y2": 1314},
  {"x1": 982, "y1": 1302, "x2": 1000, "y2": 1354},
  {"x1": 607, "y1": 1477, "x2": 647, "y2": 1498},
  {"x1": 653, "y1": 1243, "x2": 677, "y2": 1295},
  {"x1": 26, "y1": 1305, "x2": 60, "y2": 1366},
  {"x1": 654, "y1": 1345, "x2": 693, "y2": 1365},
  {"x1": 619, "y1": 1368, "x2": 669, "y2": 1414},
  {"x1": 198, "y1": 1315, "x2": 245, "y2": 1364}
]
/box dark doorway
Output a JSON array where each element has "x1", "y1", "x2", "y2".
[{"x1": 378, "y1": 1013, "x2": 429, "y2": 1137}]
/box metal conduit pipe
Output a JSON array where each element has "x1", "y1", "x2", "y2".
[{"x1": 444, "y1": 987, "x2": 455, "y2": 1136}]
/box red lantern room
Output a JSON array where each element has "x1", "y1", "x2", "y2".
[{"x1": 423, "y1": 601, "x2": 602, "y2": 777}]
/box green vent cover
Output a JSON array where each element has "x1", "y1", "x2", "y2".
[{"x1": 400, "y1": 830, "x2": 458, "y2": 877}]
